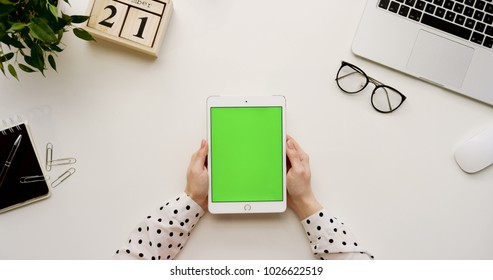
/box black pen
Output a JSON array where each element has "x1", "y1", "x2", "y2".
[{"x1": 0, "y1": 134, "x2": 22, "y2": 188}]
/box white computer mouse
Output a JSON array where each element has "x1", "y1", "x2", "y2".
[{"x1": 454, "y1": 125, "x2": 493, "y2": 174}]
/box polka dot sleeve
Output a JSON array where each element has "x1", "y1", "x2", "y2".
[
  {"x1": 114, "y1": 192, "x2": 204, "y2": 260},
  {"x1": 302, "y1": 209, "x2": 374, "y2": 260}
]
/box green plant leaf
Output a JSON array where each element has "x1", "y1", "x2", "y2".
[
  {"x1": 7, "y1": 23, "x2": 27, "y2": 32},
  {"x1": 25, "y1": 44, "x2": 45, "y2": 74},
  {"x1": 0, "y1": 52, "x2": 14, "y2": 62},
  {"x1": 19, "y1": 63, "x2": 36, "y2": 73},
  {"x1": 28, "y1": 18, "x2": 58, "y2": 44},
  {"x1": 48, "y1": 54, "x2": 57, "y2": 72},
  {"x1": 0, "y1": 0, "x2": 16, "y2": 4},
  {"x1": 61, "y1": 12, "x2": 72, "y2": 23},
  {"x1": 70, "y1": 15, "x2": 90, "y2": 24},
  {"x1": 53, "y1": 13, "x2": 71, "y2": 32},
  {"x1": 48, "y1": 3, "x2": 59, "y2": 20},
  {"x1": 73, "y1": 28, "x2": 95, "y2": 41},
  {"x1": 8, "y1": 64, "x2": 18, "y2": 81},
  {"x1": 0, "y1": 34, "x2": 24, "y2": 49},
  {"x1": 49, "y1": 44, "x2": 64, "y2": 52},
  {"x1": 0, "y1": 4, "x2": 15, "y2": 17},
  {"x1": 52, "y1": 28, "x2": 64, "y2": 45}
]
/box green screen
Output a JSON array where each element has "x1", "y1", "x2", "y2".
[{"x1": 210, "y1": 107, "x2": 283, "y2": 202}]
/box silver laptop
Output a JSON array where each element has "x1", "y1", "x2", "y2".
[{"x1": 352, "y1": 0, "x2": 493, "y2": 106}]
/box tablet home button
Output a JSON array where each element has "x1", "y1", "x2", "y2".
[{"x1": 244, "y1": 204, "x2": 251, "y2": 211}]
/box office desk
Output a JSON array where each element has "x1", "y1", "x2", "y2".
[{"x1": 1, "y1": 0, "x2": 492, "y2": 260}]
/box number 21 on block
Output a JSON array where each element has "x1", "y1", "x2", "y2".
[{"x1": 85, "y1": 0, "x2": 173, "y2": 56}]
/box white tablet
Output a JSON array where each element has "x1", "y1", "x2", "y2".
[{"x1": 207, "y1": 96, "x2": 286, "y2": 214}]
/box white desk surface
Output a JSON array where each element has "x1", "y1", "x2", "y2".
[{"x1": 1, "y1": 0, "x2": 492, "y2": 260}]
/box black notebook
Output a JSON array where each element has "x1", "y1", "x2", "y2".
[{"x1": 0, "y1": 122, "x2": 50, "y2": 213}]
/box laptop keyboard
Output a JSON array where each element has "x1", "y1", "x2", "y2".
[{"x1": 378, "y1": 0, "x2": 493, "y2": 49}]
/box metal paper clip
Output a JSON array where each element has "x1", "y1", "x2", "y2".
[
  {"x1": 46, "y1": 143, "x2": 53, "y2": 171},
  {"x1": 51, "y1": 168, "x2": 76, "y2": 188},
  {"x1": 20, "y1": 175, "x2": 50, "y2": 184},
  {"x1": 50, "y1": 158, "x2": 77, "y2": 166},
  {"x1": 45, "y1": 142, "x2": 77, "y2": 171}
]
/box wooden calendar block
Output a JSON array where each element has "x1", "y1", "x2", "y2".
[{"x1": 85, "y1": 0, "x2": 173, "y2": 57}]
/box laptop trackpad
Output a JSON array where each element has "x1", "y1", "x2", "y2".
[{"x1": 406, "y1": 30, "x2": 474, "y2": 89}]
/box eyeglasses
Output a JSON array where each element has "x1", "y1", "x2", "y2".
[{"x1": 335, "y1": 61, "x2": 406, "y2": 113}]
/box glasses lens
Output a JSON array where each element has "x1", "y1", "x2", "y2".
[
  {"x1": 372, "y1": 86, "x2": 404, "y2": 113},
  {"x1": 336, "y1": 65, "x2": 368, "y2": 93}
]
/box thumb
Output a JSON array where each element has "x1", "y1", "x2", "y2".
[{"x1": 193, "y1": 140, "x2": 208, "y2": 169}]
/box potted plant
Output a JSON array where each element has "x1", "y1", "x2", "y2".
[{"x1": 0, "y1": 0, "x2": 94, "y2": 80}]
